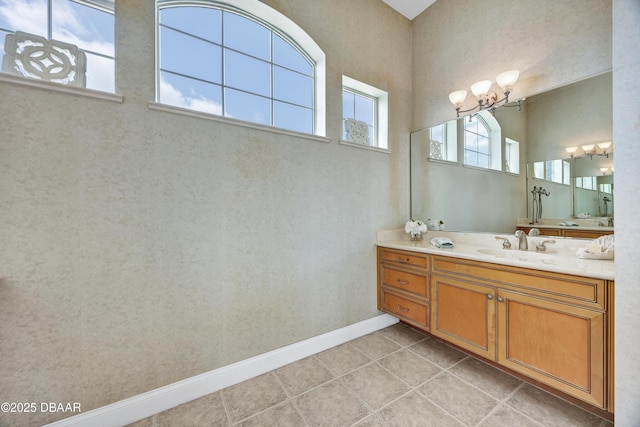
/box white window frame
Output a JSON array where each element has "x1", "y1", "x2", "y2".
[
  {"x1": 155, "y1": 0, "x2": 326, "y2": 137},
  {"x1": 340, "y1": 75, "x2": 388, "y2": 152}
]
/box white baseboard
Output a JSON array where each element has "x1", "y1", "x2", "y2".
[{"x1": 44, "y1": 314, "x2": 398, "y2": 427}]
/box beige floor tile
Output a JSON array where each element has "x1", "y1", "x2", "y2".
[
  {"x1": 156, "y1": 392, "x2": 228, "y2": 427},
  {"x1": 124, "y1": 417, "x2": 154, "y2": 427},
  {"x1": 350, "y1": 332, "x2": 401, "y2": 360},
  {"x1": 449, "y1": 357, "x2": 522, "y2": 400},
  {"x1": 479, "y1": 404, "x2": 544, "y2": 427},
  {"x1": 294, "y1": 379, "x2": 370, "y2": 426},
  {"x1": 419, "y1": 372, "x2": 499, "y2": 426},
  {"x1": 379, "y1": 348, "x2": 441, "y2": 387},
  {"x1": 234, "y1": 401, "x2": 307, "y2": 427},
  {"x1": 506, "y1": 384, "x2": 605, "y2": 427},
  {"x1": 222, "y1": 372, "x2": 287, "y2": 423},
  {"x1": 408, "y1": 337, "x2": 467, "y2": 368},
  {"x1": 315, "y1": 342, "x2": 371, "y2": 377},
  {"x1": 353, "y1": 414, "x2": 388, "y2": 427},
  {"x1": 379, "y1": 391, "x2": 464, "y2": 427},
  {"x1": 275, "y1": 356, "x2": 334, "y2": 396},
  {"x1": 343, "y1": 362, "x2": 410, "y2": 410},
  {"x1": 378, "y1": 322, "x2": 429, "y2": 347}
]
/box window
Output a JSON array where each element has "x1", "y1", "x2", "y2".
[
  {"x1": 341, "y1": 75, "x2": 388, "y2": 149},
  {"x1": 158, "y1": 1, "x2": 325, "y2": 136},
  {"x1": 428, "y1": 120, "x2": 457, "y2": 162},
  {"x1": 576, "y1": 176, "x2": 597, "y2": 190},
  {"x1": 463, "y1": 112, "x2": 501, "y2": 170},
  {"x1": 0, "y1": 0, "x2": 115, "y2": 92},
  {"x1": 532, "y1": 159, "x2": 570, "y2": 185},
  {"x1": 505, "y1": 138, "x2": 520, "y2": 174}
]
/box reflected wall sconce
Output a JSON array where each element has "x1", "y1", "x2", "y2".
[
  {"x1": 565, "y1": 141, "x2": 612, "y2": 160},
  {"x1": 600, "y1": 167, "x2": 613, "y2": 175},
  {"x1": 449, "y1": 70, "x2": 524, "y2": 117}
]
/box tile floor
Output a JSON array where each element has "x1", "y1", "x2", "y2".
[{"x1": 127, "y1": 323, "x2": 613, "y2": 427}]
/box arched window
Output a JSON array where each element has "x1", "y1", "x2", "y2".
[
  {"x1": 463, "y1": 111, "x2": 502, "y2": 170},
  {"x1": 0, "y1": 0, "x2": 115, "y2": 92},
  {"x1": 157, "y1": 0, "x2": 325, "y2": 136}
]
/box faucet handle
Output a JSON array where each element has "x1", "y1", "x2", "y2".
[
  {"x1": 495, "y1": 236, "x2": 512, "y2": 249},
  {"x1": 536, "y1": 240, "x2": 556, "y2": 252}
]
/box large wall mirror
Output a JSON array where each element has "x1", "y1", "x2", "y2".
[{"x1": 410, "y1": 72, "x2": 612, "y2": 233}]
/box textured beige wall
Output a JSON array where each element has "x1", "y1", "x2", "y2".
[
  {"x1": 411, "y1": 0, "x2": 612, "y2": 232},
  {"x1": 612, "y1": 0, "x2": 640, "y2": 424},
  {"x1": 0, "y1": 1, "x2": 412, "y2": 425}
]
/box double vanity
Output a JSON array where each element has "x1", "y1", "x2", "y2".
[{"x1": 376, "y1": 229, "x2": 614, "y2": 418}]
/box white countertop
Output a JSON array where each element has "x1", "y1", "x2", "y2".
[{"x1": 377, "y1": 230, "x2": 615, "y2": 281}]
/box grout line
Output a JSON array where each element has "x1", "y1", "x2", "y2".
[{"x1": 218, "y1": 388, "x2": 234, "y2": 426}]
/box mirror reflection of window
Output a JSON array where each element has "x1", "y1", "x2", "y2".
[
  {"x1": 463, "y1": 111, "x2": 502, "y2": 170},
  {"x1": 533, "y1": 161, "x2": 545, "y2": 179},
  {"x1": 428, "y1": 120, "x2": 457, "y2": 161},
  {"x1": 464, "y1": 114, "x2": 490, "y2": 168},
  {"x1": 505, "y1": 138, "x2": 520, "y2": 174},
  {"x1": 600, "y1": 183, "x2": 613, "y2": 194}
]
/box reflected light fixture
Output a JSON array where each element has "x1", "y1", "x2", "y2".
[
  {"x1": 565, "y1": 141, "x2": 612, "y2": 160},
  {"x1": 449, "y1": 70, "x2": 523, "y2": 117},
  {"x1": 600, "y1": 167, "x2": 612, "y2": 175}
]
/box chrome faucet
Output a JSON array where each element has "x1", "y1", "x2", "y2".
[{"x1": 515, "y1": 230, "x2": 528, "y2": 251}]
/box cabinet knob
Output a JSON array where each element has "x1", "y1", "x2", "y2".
[
  {"x1": 497, "y1": 296, "x2": 504, "y2": 302},
  {"x1": 487, "y1": 294, "x2": 493, "y2": 300}
]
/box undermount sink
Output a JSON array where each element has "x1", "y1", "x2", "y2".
[{"x1": 476, "y1": 248, "x2": 555, "y2": 262}]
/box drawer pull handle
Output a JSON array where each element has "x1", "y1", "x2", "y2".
[
  {"x1": 397, "y1": 279, "x2": 410, "y2": 285},
  {"x1": 397, "y1": 257, "x2": 410, "y2": 263},
  {"x1": 397, "y1": 304, "x2": 410, "y2": 313}
]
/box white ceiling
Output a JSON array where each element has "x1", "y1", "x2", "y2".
[{"x1": 382, "y1": 0, "x2": 437, "y2": 20}]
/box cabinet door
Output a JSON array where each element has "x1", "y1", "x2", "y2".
[
  {"x1": 497, "y1": 290, "x2": 605, "y2": 408},
  {"x1": 431, "y1": 275, "x2": 496, "y2": 360}
]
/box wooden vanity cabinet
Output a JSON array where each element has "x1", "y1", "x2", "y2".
[
  {"x1": 516, "y1": 226, "x2": 612, "y2": 239},
  {"x1": 430, "y1": 255, "x2": 608, "y2": 409},
  {"x1": 377, "y1": 248, "x2": 430, "y2": 330},
  {"x1": 516, "y1": 226, "x2": 562, "y2": 236},
  {"x1": 377, "y1": 247, "x2": 613, "y2": 413}
]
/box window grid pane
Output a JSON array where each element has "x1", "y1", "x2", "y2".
[
  {"x1": 158, "y1": 4, "x2": 315, "y2": 133},
  {"x1": 0, "y1": 0, "x2": 115, "y2": 92},
  {"x1": 342, "y1": 87, "x2": 376, "y2": 145},
  {"x1": 464, "y1": 115, "x2": 491, "y2": 168}
]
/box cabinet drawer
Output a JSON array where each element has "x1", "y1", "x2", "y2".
[
  {"x1": 563, "y1": 229, "x2": 613, "y2": 239},
  {"x1": 381, "y1": 291, "x2": 429, "y2": 328},
  {"x1": 380, "y1": 248, "x2": 429, "y2": 270},
  {"x1": 381, "y1": 266, "x2": 428, "y2": 298}
]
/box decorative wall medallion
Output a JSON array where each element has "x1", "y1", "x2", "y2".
[
  {"x1": 430, "y1": 140, "x2": 443, "y2": 159},
  {"x1": 345, "y1": 118, "x2": 370, "y2": 145},
  {"x1": 2, "y1": 31, "x2": 87, "y2": 87}
]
